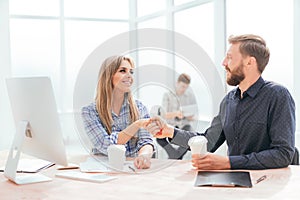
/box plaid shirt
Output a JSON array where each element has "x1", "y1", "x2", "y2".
[{"x1": 81, "y1": 97, "x2": 154, "y2": 157}]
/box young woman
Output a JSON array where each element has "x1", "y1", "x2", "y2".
[{"x1": 81, "y1": 55, "x2": 154, "y2": 169}]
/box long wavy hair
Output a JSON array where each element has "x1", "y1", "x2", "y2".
[{"x1": 95, "y1": 55, "x2": 139, "y2": 134}]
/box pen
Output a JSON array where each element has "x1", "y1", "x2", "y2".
[
  {"x1": 128, "y1": 165, "x2": 136, "y2": 173},
  {"x1": 256, "y1": 175, "x2": 267, "y2": 184}
]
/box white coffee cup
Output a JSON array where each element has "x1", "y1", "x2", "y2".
[
  {"x1": 188, "y1": 136, "x2": 207, "y2": 155},
  {"x1": 107, "y1": 145, "x2": 126, "y2": 170}
]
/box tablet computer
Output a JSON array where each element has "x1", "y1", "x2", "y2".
[{"x1": 195, "y1": 171, "x2": 252, "y2": 188}]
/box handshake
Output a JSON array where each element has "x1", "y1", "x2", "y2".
[{"x1": 141, "y1": 116, "x2": 175, "y2": 139}]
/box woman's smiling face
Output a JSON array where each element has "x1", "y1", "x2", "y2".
[{"x1": 112, "y1": 59, "x2": 134, "y2": 93}]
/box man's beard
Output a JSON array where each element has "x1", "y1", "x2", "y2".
[{"x1": 226, "y1": 64, "x2": 245, "y2": 86}]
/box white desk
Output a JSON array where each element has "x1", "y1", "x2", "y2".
[{"x1": 0, "y1": 151, "x2": 299, "y2": 200}]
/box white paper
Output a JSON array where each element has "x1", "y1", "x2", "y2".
[
  {"x1": 0, "y1": 158, "x2": 54, "y2": 173},
  {"x1": 79, "y1": 157, "x2": 112, "y2": 173}
]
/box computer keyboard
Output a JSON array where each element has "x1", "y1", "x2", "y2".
[{"x1": 56, "y1": 171, "x2": 117, "y2": 183}]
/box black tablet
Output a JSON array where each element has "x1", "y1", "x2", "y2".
[{"x1": 195, "y1": 171, "x2": 252, "y2": 188}]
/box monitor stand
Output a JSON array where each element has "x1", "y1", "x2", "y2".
[{"x1": 4, "y1": 121, "x2": 52, "y2": 184}]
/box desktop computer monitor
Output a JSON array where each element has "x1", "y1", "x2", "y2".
[{"x1": 4, "y1": 76, "x2": 68, "y2": 184}]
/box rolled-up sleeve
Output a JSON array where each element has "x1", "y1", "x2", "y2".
[{"x1": 135, "y1": 100, "x2": 154, "y2": 151}]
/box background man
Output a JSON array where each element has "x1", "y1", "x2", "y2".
[{"x1": 157, "y1": 73, "x2": 197, "y2": 159}]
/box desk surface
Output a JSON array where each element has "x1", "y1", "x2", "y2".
[{"x1": 0, "y1": 151, "x2": 299, "y2": 200}]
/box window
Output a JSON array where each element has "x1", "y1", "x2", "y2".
[
  {"x1": 10, "y1": 18, "x2": 61, "y2": 100},
  {"x1": 137, "y1": 0, "x2": 167, "y2": 17},
  {"x1": 9, "y1": 0, "x2": 59, "y2": 16},
  {"x1": 2, "y1": 0, "x2": 298, "y2": 150},
  {"x1": 174, "y1": 3, "x2": 214, "y2": 60},
  {"x1": 64, "y1": 0, "x2": 128, "y2": 19},
  {"x1": 7, "y1": 0, "x2": 129, "y2": 145},
  {"x1": 226, "y1": 0, "x2": 294, "y2": 92},
  {"x1": 64, "y1": 21, "x2": 128, "y2": 111}
]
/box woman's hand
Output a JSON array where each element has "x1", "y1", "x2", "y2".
[
  {"x1": 135, "y1": 119, "x2": 151, "y2": 128},
  {"x1": 134, "y1": 154, "x2": 151, "y2": 169}
]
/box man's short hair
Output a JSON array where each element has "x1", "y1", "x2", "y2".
[
  {"x1": 177, "y1": 73, "x2": 191, "y2": 84},
  {"x1": 228, "y1": 34, "x2": 270, "y2": 73}
]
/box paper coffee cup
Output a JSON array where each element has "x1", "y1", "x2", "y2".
[
  {"x1": 107, "y1": 145, "x2": 126, "y2": 170},
  {"x1": 188, "y1": 136, "x2": 207, "y2": 155}
]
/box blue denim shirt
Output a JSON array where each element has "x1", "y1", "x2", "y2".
[{"x1": 172, "y1": 77, "x2": 295, "y2": 169}]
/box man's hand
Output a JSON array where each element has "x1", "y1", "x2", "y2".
[
  {"x1": 174, "y1": 111, "x2": 184, "y2": 119},
  {"x1": 145, "y1": 116, "x2": 174, "y2": 138},
  {"x1": 191, "y1": 153, "x2": 231, "y2": 170}
]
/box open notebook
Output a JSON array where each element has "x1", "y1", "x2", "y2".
[
  {"x1": 195, "y1": 171, "x2": 252, "y2": 188},
  {"x1": 0, "y1": 158, "x2": 54, "y2": 173}
]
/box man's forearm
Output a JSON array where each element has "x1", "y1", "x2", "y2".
[{"x1": 170, "y1": 128, "x2": 201, "y2": 149}]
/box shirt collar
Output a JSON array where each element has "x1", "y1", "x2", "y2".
[
  {"x1": 112, "y1": 93, "x2": 130, "y2": 117},
  {"x1": 234, "y1": 76, "x2": 265, "y2": 99},
  {"x1": 123, "y1": 93, "x2": 130, "y2": 105}
]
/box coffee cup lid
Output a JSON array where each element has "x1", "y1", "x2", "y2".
[
  {"x1": 188, "y1": 136, "x2": 207, "y2": 146},
  {"x1": 107, "y1": 144, "x2": 126, "y2": 152}
]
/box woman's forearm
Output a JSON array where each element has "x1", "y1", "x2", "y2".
[
  {"x1": 138, "y1": 144, "x2": 154, "y2": 157},
  {"x1": 117, "y1": 119, "x2": 150, "y2": 144}
]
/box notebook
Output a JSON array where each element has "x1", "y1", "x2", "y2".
[
  {"x1": 0, "y1": 158, "x2": 54, "y2": 173},
  {"x1": 195, "y1": 171, "x2": 252, "y2": 188}
]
